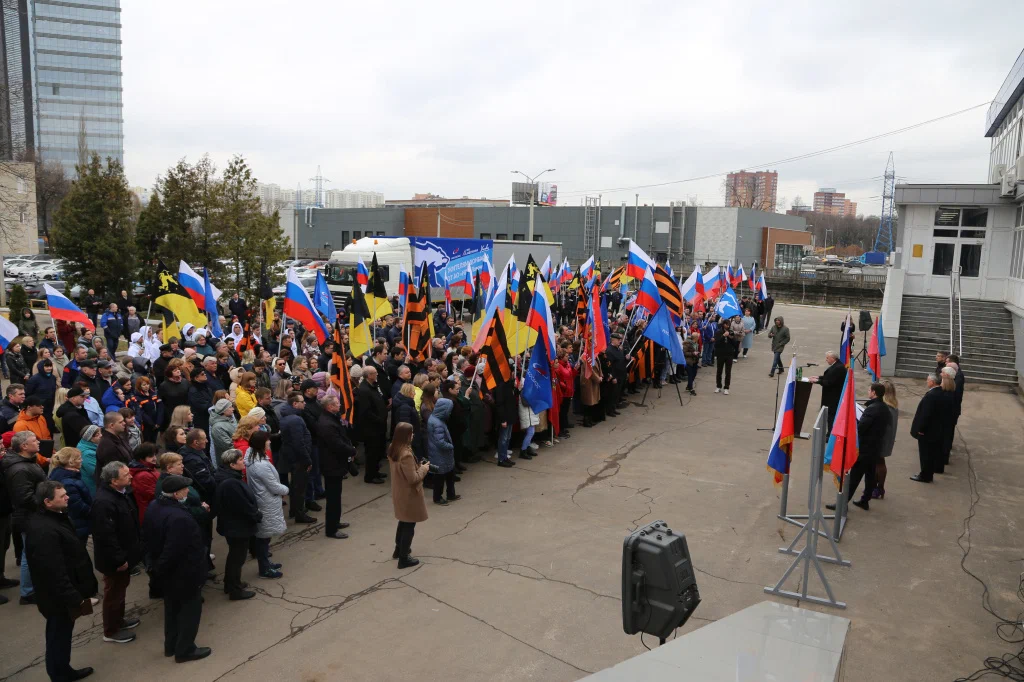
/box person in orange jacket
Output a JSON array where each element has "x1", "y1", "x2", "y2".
[{"x1": 12, "y1": 397, "x2": 52, "y2": 467}]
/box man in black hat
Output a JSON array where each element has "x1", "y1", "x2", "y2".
[
  {"x1": 95, "y1": 360, "x2": 116, "y2": 395},
  {"x1": 56, "y1": 387, "x2": 91, "y2": 447},
  {"x1": 603, "y1": 333, "x2": 628, "y2": 415},
  {"x1": 143, "y1": 475, "x2": 212, "y2": 663},
  {"x1": 153, "y1": 345, "x2": 174, "y2": 388},
  {"x1": 77, "y1": 361, "x2": 106, "y2": 403}
]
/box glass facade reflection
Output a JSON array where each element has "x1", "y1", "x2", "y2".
[{"x1": 31, "y1": 0, "x2": 123, "y2": 175}]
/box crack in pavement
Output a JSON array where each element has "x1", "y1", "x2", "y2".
[
  {"x1": 435, "y1": 510, "x2": 490, "y2": 541},
  {"x1": 417, "y1": 554, "x2": 620, "y2": 602},
  {"x1": 396, "y1": 577, "x2": 595, "y2": 675},
  {"x1": 210, "y1": 566, "x2": 422, "y2": 682},
  {"x1": 270, "y1": 490, "x2": 392, "y2": 549},
  {"x1": 694, "y1": 566, "x2": 761, "y2": 587},
  {"x1": 571, "y1": 433, "x2": 658, "y2": 509}
]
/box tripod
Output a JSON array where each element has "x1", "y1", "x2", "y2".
[{"x1": 854, "y1": 329, "x2": 869, "y2": 369}]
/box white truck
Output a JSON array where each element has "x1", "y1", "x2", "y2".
[{"x1": 324, "y1": 236, "x2": 563, "y2": 312}]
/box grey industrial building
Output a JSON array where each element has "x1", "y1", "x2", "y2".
[{"x1": 280, "y1": 205, "x2": 808, "y2": 273}]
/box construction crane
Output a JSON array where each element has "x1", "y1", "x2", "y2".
[{"x1": 872, "y1": 153, "x2": 896, "y2": 255}]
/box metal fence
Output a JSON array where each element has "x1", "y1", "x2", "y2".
[{"x1": 765, "y1": 268, "x2": 887, "y2": 287}]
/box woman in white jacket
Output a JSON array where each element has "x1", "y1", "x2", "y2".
[{"x1": 244, "y1": 430, "x2": 288, "y2": 579}]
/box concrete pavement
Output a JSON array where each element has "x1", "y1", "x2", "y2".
[{"x1": 1, "y1": 302, "x2": 1022, "y2": 681}]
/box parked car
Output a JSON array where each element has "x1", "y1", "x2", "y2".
[
  {"x1": 5, "y1": 280, "x2": 65, "y2": 298},
  {"x1": 272, "y1": 269, "x2": 317, "y2": 297},
  {"x1": 15, "y1": 261, "x2": 60, "y2": 279}
]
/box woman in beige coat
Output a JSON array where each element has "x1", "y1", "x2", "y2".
[{"x1": 389, "y1": 422, "x2": 429, "y2": 568}]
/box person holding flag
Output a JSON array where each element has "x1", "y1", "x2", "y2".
[{"x1": 867, "y1": 313, "x2": 886, "y2": 381}]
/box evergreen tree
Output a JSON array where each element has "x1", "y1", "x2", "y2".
[
  {"x1": 50, "y1": 154, "x2": 137, "y2": 297},
  {"x1": 8, "y1": 284, "x2": 28, "y2": 315}
]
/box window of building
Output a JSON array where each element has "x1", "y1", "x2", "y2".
[
  {"x1": 342, "y1": 231, "x2": 349, "y2": 244},
  {"x1": 480, "y1": 233, "x2": 491, "y2": 240},
  {"x1": 496, "y1": 233, "x2": 507, "y2": 240},
  {"x1": 352, "y1": 231, "x2": 361, "y2": 240},
  {"x1": 934, "y1": 208, "x2": 960, "y2": 226},
  {"x1": 533, "y1": 235, "x2": 543, "y2": 241},
  {"x1": 376, "y1": 231, "x2": 385, "y2": 236},
  {"x1": 932, "y1": 243, "x2": 955, "y2": 275},
  {"x1": 959, "y1": 244, "x2": 982, "y2": 277},
  {"x1": 774, "y1": 243, "x2": 803, "y2": 271},
  {"x1": 52, "y1": 85, "x2": 59, "y2": 95},
  {"x1": 933, "y1": 229, "x2": 958, "y2": 238},
  {"x1": 959, "y1": 230, "x2": 986, "y2": 239},
  {"x1": 961, "y1": 208, "x2": 988, "y2": 227},
  {"x1": 512, "y1": 234, "x2": 525, "y2": 241},
  {"x1": 1010, "y1": 230, "x2": 1023, "y2": 279}
]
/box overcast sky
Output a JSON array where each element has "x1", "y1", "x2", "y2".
[{"x1": 122, "y1": 1, "x2": 1024, "y2": 216}]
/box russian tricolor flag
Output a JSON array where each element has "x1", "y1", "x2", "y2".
[
  {"x1": 726, "y1": 263, "x2": 737, "y2": 288},
  {"x1": 702, "y1": 265, "x2": 722, "y2": 298},
  {"x1": 626, "y1": 241, "x2": 655, "y2": 281},
  {"x1": 635, "y1": 266, "x2": 662, "y2": 314},
  {"x1": 283, "y1": 268, "x2": 329, "y2": 343},
  {"x1": 736, "y1": 263, "x2": 747, "y2": 286},
  {"x1": 579, "y1": 256, "x2": 595, "y2": 283},
  {"x1": 44, "y1": 284, "x2": 94, "y2": 330},
  {"x1": 480, "y1": 259, "x2": 494, "y2": 297},
  {"x1": 398, "y1": 264, "x2": 410, "y2": 298},
  {"x1": 757, "y1": 272, "x2": 768, "y2": 301},
  {"x1": 0, "y1": 315, "x2": 19, "y2": 353},
  {"x1": 839, "y1": 310, "x2": 853, "y2": 368},
  {"x1": 867, "y1": 313, "x2": 886, "y2": 381},
  {"x1": 525, "y1": 274, "x2": 557, "y2": 360},
  {"x1": 461, "y1": 268, "x2": 474, "y2": 297},
  {"x1": 178, "y1": 260, "x2": 206, "y2": 309},
  {"x1": 748, "y1": 264, "x2": 757, "y2": 292},
  {"x1": 356, "y1": 257, "x2": 369, "y2": 290},
  {"x1": 680, "y1": 266, "x2": 704, "y2": 308},
  {"x1": 766, "y1": 358, "x2": 797, "y2": 484}
]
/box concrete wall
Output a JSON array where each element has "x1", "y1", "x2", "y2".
[
  {"x1": 0, "y1": 162, "x2": 37, "y2": 255},
  {"x1": 736, "y1": 208, "x2": 807, "y2": 267}
]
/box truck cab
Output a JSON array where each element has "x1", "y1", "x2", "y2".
[{"x1": 324, "y1": 237, "x2": 408, "y2": 312}]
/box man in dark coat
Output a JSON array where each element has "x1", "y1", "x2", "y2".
[
  {"x1": 604, "y1": 333, "x2": 628, "y2": 410},
  {"x1": 256, "y1": 388, "x2": 281, "y2": 460},
  {"x1": 56, "y1": 387, "x2": 91, "y2": 447},
  {"x1": 354, "y1": 367, "x2": 388, "y2": 484},
  {"x1": 187, "y1": 368, "x2": 214, "y2": 436},
  {"x1": 152, "y1": 345, "x2": 174, "y2": 388},
  {"x1": 811, "y1": 351, "x2": 846, "y2": 433},
  {"x1": 2, "y1": 431, "x2": 45, "y2": 604},
  {"x1": 228, "y1": 293, "x2": 248, "y2": 327},
  {"x1": 1, "y1": 382, "x2": 25, "y2": 435},
  {"x1": 365, "y1": 346, "x2": 392, "y2": 400},
  {"x1": 300, "y1": 379, "x2": 326, "y2": 506},
  {"x1": 213, "y1": 450, "x2": 260, "y2": 600},
  {"x1": 910, "y1": 374, "x2": 949, "y2": 482},
  {"x1": 316, "y1": 396, "x2": 357, "y2": 539},
  {"x1": 143, "y1": 475, "x2": 211, "y2": 662},
  {"x1": 26, "y1": 480, "x2": 98, "y2": 681},
  {"x1": 179, "y1": 430, "x2": 217, "y2": 506},
  {"x1": 713, "y1": 321, "x2": 737, "y2": 393},
  {"x1": 26, "y1": 359, "x2": 58, "y2": 433},
  {"x1": 493, "y1": 380, "x2": 518, "y2": 468},
  {"x1": 830, "y1": 383, "x2": 890, "y2": 512},
  {"x1": 279, "y1": 393, "x2": 315, "y2": 523},
  {"x1": 94, "y1": 412, "x2": 133, "y2": 489},
  {"x1": 91, "y1": 460, "x2": 142, "y2": 643}
]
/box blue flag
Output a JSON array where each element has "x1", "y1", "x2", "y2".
[
  {"x1": 642, "y1": 303, "x2": 686, "y2": 366},
  {"x1": 313, "y1": 270, "x2": 338, "y2": 322},
  {"x1": 202, "y1": 268, "x2": 223, "y2": 338},
  {"x1": 521, "y1": 336, "x2": 554, "y2": 413},
  {"x1": 714, "y1": 286, "x2": 742, "y2": 320}
]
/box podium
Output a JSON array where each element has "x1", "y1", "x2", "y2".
[{"x1": 793, "y1": 379, "x2": 814, "y2": 439}]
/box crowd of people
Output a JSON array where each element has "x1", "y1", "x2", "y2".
[{"x1": 0, "y1": 280, "x2": 962, "y2": 680}]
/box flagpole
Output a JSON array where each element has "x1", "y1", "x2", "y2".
[
  {"x1": 276, "y1": 311, "x2": 288, "y2": 360},
  {"x1": 464, "y1": 361, "x2": 480, "y2": 399}
]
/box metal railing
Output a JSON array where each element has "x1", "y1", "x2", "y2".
[
  {"x1": 764, "y1": 268, "x2": 888, "y2": 286},
  {"x1": 953, "y1": 265, "x2": 963, "y2": 355}
]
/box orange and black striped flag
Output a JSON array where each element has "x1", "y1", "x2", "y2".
[
  {"x1": 654, "y1": 264, "x2": 684, "y2": 320},
  {"x1": 480, "y1": 314, "x2": 513, "y2": 390},
  {"x1": 235, "y1": 323, "x2": 257, "y2": 355},
  {"x1": 629, "y1": 338, "x2": 656, "y2": 382},
  {"x1": 603, "y1": 265, "x2": 625, "y2": 292},
  {"x1": 403, "y1": 264, "x2": 432, "y2": 363},
  {"x1": 329, "y1": 323, "x2": 355, "y2": 423},
  {"x1": 575, "y1": 290, "x2": 588, "y2": 329}
]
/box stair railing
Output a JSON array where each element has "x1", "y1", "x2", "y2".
[
  {"x1": 950, "y1": 265, "x2": 963, "y2": 356},
  {"x1": 948, "y1": 267, "x2": 954, "y2": 355}
]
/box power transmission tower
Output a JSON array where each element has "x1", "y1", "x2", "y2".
[
  {"x1": 873, "y1": 153, "x2": 896, "y2": 253},
  {"x1": 310, "y1": 165, "x2": 331, "y2": 208}
]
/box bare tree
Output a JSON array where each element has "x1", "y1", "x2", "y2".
[
  {"x1": 34, "y1": 159, "x2": 69, "y2": 245},
  {"x1": 722, "y1": 174, "x2": 778, "y2": 212}
]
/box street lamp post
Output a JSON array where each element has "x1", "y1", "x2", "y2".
[
  {"x1": 824, "y1": 228, "x2": 833, "y2": 256},
  {"x1": 511, "y1": 168, "x2": 555, "y2": 241}
]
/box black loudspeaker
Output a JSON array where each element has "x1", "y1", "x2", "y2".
[
  {"x1": 622, "y1": 520, "x2": 701, "y2": 641},
  {"x1": 858, "y1": 310, "x2": 873, "y2": 332}
]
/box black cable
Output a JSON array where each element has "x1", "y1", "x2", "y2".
[{"x1": 953, "y1": 426, "x2": 1024, "y2": 681}]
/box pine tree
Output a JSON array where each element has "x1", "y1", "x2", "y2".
[
  {"x1": 50, "y1": 154, "x2": 137, "y2": 297},
  {"x1": 8, "y1": 284, "x2": 28, "y2": 316}
]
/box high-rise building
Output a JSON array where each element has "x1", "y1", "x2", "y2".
[
  {"x1": 323, "y1": 189, "x2": 384, "y2": 209},
  {"x1": 813, "y1": 188, "x2": 856, "y2": 216},
  {"x1": 0, "y1": 1, "x2": 124, "y2": 176},
  {"x1": 724, "y1": 170, "x2": 778, "y2": 212}
]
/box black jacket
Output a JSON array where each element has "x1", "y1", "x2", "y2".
[
  {"x1": 713, "y1": 326, "x2": 737, "y2": 360},
  {"x1": 152, "y1": 355, "x2": 171, "y2": 386},
  {"x1": 2, "y1": 453, "x2": 46, "y2": 531},
  {"x1": 355, "y1": 381, "x2": 388, "y2": 444},
  {"x1": 366, "y1": 358, "x2": 392, "y2": 399},
  {"x1": 213, "y1": 466, "x2": 261, "y2": 538},
  {"x1": 604, "y1": 345, "x2": 627, "y2": 381},
  {"x1": 188, "y1": 381, "x2": 214, "y2": 433},
  {"x1": 157, "y1": 379, "x2": 189, "y2": 428},
  {"x1": 6, "y1": 352, "x2": 29, "y2": 382},
  {"x1": 90, "y1": 484, "x2": 142, "y2": 575},
  {"x1": 26, "y1": 370, "x2": 57, "y2": 414},
  {"x1": 493, "y1": 381, "x2": 518, "y2": 426},
  {"x1": 302, "y1": 398, "x2": 325, "y2": 446},
  {"x1": 94, "y1": 430, "x2": 133, "y2": 488},
  {"x1": 818, "y1": 361, "x2": 847, "y2": 416},
  {"x1": 857, "y1": 398, "x2": 891, "y2": 459},
  {"x1": 392, "y1": 392, "x2": 421, "y2": 451},
  {"x1": 952, "y1": 369, "x2": 965, "y2": 417},
  {"x1": 911, "y1": 386, "x2": 949, "y2": 445},
  {"x1": 278, "y1": 405, "x2": 312, "y2": 472},
  {"x1": 0, "y1": 398, "x2": 20, "y2": 435},
  {"x1": 56, "y1": 401, "x2": 91, "y2": 445},
  {"x1": 263, "y1": 401, "x2": 282, "y2": 455},
  {"x1": 179, "y1": 445, "x2": 217, "y2": 505},
  {"x1": 143, "y1": 495, "x2": 206, "y2": 599},
  {"x1": 316, "y1": 411, "x2": 357, "y2": 478},
  {"x1": 228, "y1": 298, "x2": 248, "y2": 324},
  {"x1": 25, "y1": 509, "x2": 98, "y2": 619}
]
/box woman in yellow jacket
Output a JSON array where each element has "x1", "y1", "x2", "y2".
[{"x1": 234, "y1": 371, "x2": 258, "y2": 418}]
